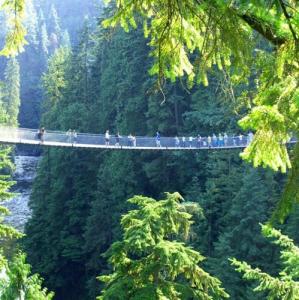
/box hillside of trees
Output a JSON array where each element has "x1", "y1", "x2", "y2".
[
  {"x1": 0, "y1": 1, "x2": 298, "y2": 299},
  {"x1": 0, "y1": 0, "x2": 100, "y2": 128}
]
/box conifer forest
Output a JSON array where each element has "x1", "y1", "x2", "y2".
[{"x1": 0, "y1": 0, "x2": 299, "y2": 299}]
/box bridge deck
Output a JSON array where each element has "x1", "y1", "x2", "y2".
[{"x1": 0, "y1": 127, "x2": 296, "y2": 151}]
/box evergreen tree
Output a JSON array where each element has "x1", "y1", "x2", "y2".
[
  {"x1": 24, "y1": 0, "x2": 38, "y2": 46},
  {"x1": 24, "y1": 147, "x2": 100, "y2": 300},
  {"x1": 3, "y1": 58, "x2": 20, "y2": 127},
  {"x1": 61, "y1": 30, "x2": 71, "y2": 48},
  {"x1": 98, "y1": 193, "x2": 229, "y2": 300},
  {"x1": 210, "y1": 167, "x2": 280, "y2": 299},
  {"x1": 231, "y1": 224, "x2": 299, "y2": 299},
  {"x1": 0, "y1": 114, "x2": 52, "y2": 298},
  {"x1": 0, "y1": 0, "x2": 27, "y2": 56},
  {"x1": 23, "y1": 6, "x2": 292, "y2": 300},
  {"x1": 48, "y1": 5, "x2": 62, "y2": 52},
  {"x1": 40, "y1": 24, "x2": 48, "y2": 54},
  {"x1": 285, "y1": 204, "x2": 299, "y2": 245},
  {"x1": 84, "y1": 151, "x2": 140, "y2": 299},
  {"x1": 103, "y1": 0, "x2": 299, "y2": 220},
  {"x1": 37, "y1": 9, "x2": 49, "y2": 67},
  {"x1": 0, "y1": 148, "x2": 20, "y2": 252},
  {"x1": 0, "y1": 252, "x2": 54, "y2": 299},
  {"x1": 197, "y1": 150, "x2": 243, "y2": 256},
  {"x1": 41, "y1": 46, "x2": 71, "y2": 128}
]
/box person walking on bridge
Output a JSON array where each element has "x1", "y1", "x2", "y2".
[
  {"x1": 37, "y1": 127, "x2": 45, "y2": 144},
  {"x1": 105, "y1": 130, "x2": 110, "y2": 146},
  {"x1": 207, "y1": 135, "x2": 212, "y2": 148},
  {"x1": 36, "y1": 129, "x2": 41, "y2": 141},
  {"x1": 156, "y1": 131, "x2": 161, "y2": 147},
  {"x1": 197, "y1": 135, "x2": 202, "y2": 148},
  {"x1": 182, "y1": 136, "x2": 186, "y2": 147},
  {"x1": 175, "y1": 136, "x2": 180, "y2": 147},
  {"x1": 66, "y1": 129, "x2": 72, "y2": 143},
  {"x1": 115, "y1": 132, "x2": 121, "y2": 146},
  {"x1": 73, "y1": 130, "x2": 77, "y2": 144},
  {"x1": 128, "y1": 134, "x2": 133, "y2": 146},
  {"x1": 219, "y1": 133, "x2": 224, "y2": 147},
  {"x1": 132, "y1": 135, "x2": 137, "y2": 147}
]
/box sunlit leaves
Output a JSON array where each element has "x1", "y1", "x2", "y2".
[
  {"x1": 103, "y1": 0, "x2": 253, "y2": 86},
  {"x1": 98, "y1": 193, "x2": 228, "y2": 299},
  {"x1": 239, "y1": 105, "x2": 291, "y2": 172},
  {"x1": 0, "y1": 252, "x2": 54, "y2": 299},
  {"x1": 0, "y1": 0, "x2": 27, "y2": 57},
  {"x1": 42, "y1": 47, "x2": 71, "y2": 107},
  {"x1": 103, "y1": 0, "x2": 299, "y2": 175}
]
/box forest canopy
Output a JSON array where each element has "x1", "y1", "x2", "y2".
[
  {"x1": 0, "y1": 1, "x2": 295, "y2": 299},
  {"x1": 2, "y1": 0, "x2": 297, "y2": 221}
]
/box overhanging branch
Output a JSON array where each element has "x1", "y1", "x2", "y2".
[{"x1": 239, "y1": 13, "x2": 286, "y2": 46}]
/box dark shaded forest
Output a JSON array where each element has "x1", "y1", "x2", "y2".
[
  {"x1": 18, "y1": 6, "x2": 298, "y2": 300},
  {"x1": 0, "y1": 1, "x2": 298, "y2": 299}
]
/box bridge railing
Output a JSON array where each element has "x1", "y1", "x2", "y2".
[{"x1": 0, "y1": 127, "x2": 297, "y2": 149}]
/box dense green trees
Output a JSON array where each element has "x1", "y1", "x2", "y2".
[
  {"x1": 104, "y1": 0, "x2": 299, "y2": 220},
  {"x1": 21, "y1": 9, "x2": 297, "y2": 300},
  {"x1": 0, "y1": 0, "x2": 27, "y2": 56},
  {"x1": 3, "y1": 58, "x2": 20, "y2": 127},
  {"x1": 209, "y1": 168, "x2": 280, "y2": 299},
  {"x1": 1, "y1": 252, "x2": 54, "y2": 300},
  {"x1": 0, "y1": 118, "x2": 52, "y2": 298},
  {"x1": 232, "y1": 224, "x2": 299, "y2": 299},
  {"x1": 98, "y1": 193, "x2": 228, "y2": 300},
  {"x1": 0, "y1": 1, "x2": 293, "y2": 299}
]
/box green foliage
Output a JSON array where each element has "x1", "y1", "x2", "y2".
[
  {"x1": 0, "y1": 252, "x2": 54, "y2": 299},
  {"x1": 41, "y1": 46, "x2": 71, "y2": 127},
  {"x1": 103, "y1": 0, "x2": 252, "y2": 85},
  {"x1": 24, "y1": 5, "x2": 295, "y2": 299},
  {"x1": 103, "y1": 0, "x2": 299, "y2": 221},
  {"x1": 98, "y1": 193, "x2": 228, "y2": 300},
  {"x1": 48, "y1": 4, "x2": 62, "y2": 52},
  {"x1": 231, "y1": 224, "x2": 299, "y2": 299},
  {"x1": 24, "y1": 0, "x2": 38, "y2": 46},
  {"x1": 210, "y1": 167, "x2": 280, "y2": 299},
  {"x1": 3, "y1": 57, "x2": 21, "y2": 127},
  {"x1": 0, "y1": 0, "x2": 27, "y2": 56},
  {"x1": 0, "y1": 147, "x2": 20, "y2": 240}
]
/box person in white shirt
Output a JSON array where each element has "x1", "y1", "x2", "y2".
[{"x1": 105, "y1": 130, "x2": 110, "y2": 146}]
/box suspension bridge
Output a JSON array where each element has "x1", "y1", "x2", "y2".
[{"x1": 0, "y1": 127, "x2": 296, "y2": 151}]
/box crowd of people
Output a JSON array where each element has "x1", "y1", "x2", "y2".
[
  {"x1": 103, "y1": 130, "x2": 254, "y2": 148},
  {"x1": 173, "y1": 132, "x2": 254, "y2": 148},
  {"x1": 35, "y1": 127, "x2": 255, "y2": 148}
]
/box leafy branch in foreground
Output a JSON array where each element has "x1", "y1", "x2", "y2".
[
  {"x1": 0, "y1": 252, "x2": 54, "y2": 300},
  {"x1": 103, "y1": 0, "x2": 299, "y2": 221},
  {"x1": 0, "y1": 0, "x2": 27, "y2": 56},
  {"x1": 97, "y1": 192, "x2": 228, "y2": 300},
  {"x1": 231, "y1": 224, "x2": 299, "y2": 299}
]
